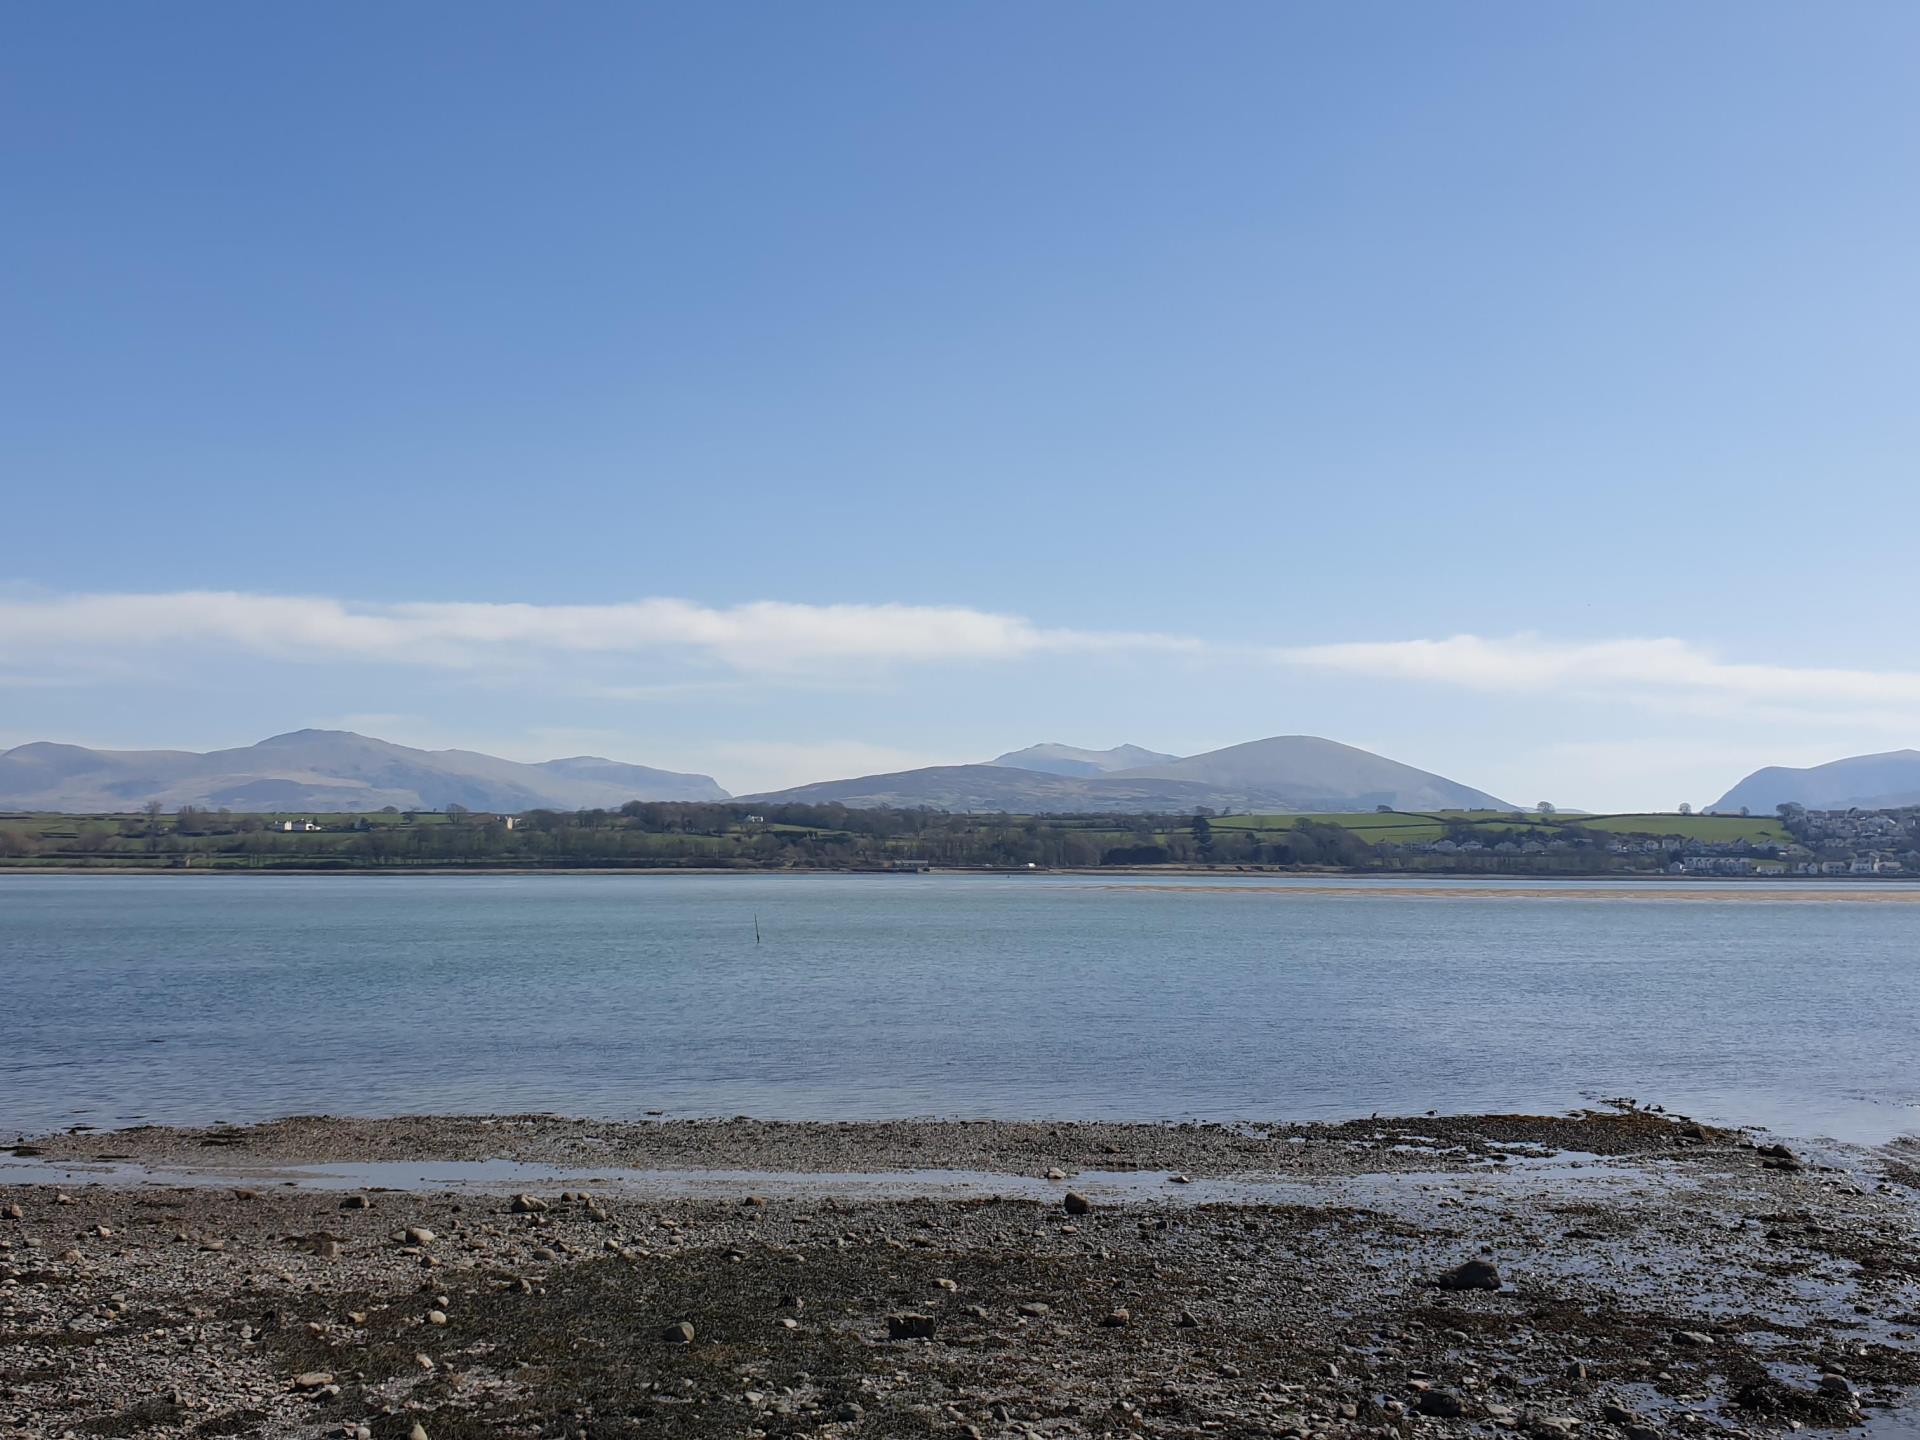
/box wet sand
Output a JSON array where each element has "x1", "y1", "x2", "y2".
[{"x1": 5, "y1": 1110, "x2": 1920, "y2": 1439}]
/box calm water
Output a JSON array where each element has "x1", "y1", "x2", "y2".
[{"x1": 3, "y1": 873, "x2": 1917, "y2": 1144}]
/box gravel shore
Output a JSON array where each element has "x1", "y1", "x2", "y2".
[{"x1": 4, "y1": 1110, "x2": 1918, "y2": 1439}]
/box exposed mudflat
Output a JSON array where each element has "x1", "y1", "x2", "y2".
[
  {"x1": 4, "y1": 1111, "x2": 1919, "y2": 1440},
  {"x1": 9, "y1": 1109, "x2": 1753, "y2": 1176}
]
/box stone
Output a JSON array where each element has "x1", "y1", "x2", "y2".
[
  {"x1": 402, "y1": 1226, "x2": 435, "y2": 1246},
  {"x1": 410, "y1": 1425, "x2": 429, "y2": 1440},
  {"x1": 662, "y1": 1319, "x2": 695, "y2": 1344},
  {"x1": 1063, "y1": 1192, "x2": 1092, "y2": 1216},
  {"x1": 1102, "y1": 1307, "x2": 1131, "y2": 1327},
  {"x1": 2, "y1": 1203, "x2": 21, "y2": 1220},
  {"x1": 1818, "y1": 1374, "x2": 1856, "y2": 1398},
  {"x1": 1045, "y1": 1168, "x2": 1067, "y2": 1180},
  {"x1": 1434, "y1": 1259, "x2": 1502, "y2": 1291},
  {"x1": 1600, "y1": 1404, "x2": 1638, "y2": 1425},
  {"x1": 427, "y1": 1309, "x2": 447, "y2": 1325},
  {"x1": 1415, "y1": 1391, "x2": 1465, "y2": 1418},
  {"x1": 1176, "y1": 1310, "x2": 1201, "y2": 1327},
  {"x1": 1672, "y1": 1329, "x2": 1715, "y2": 1347},
  {"x1": 1017, "y1": 1301, "x2": 1052, "y2": 1317},
  {"x1": 339, "y1": 1194, "x2": 371, "y2": 1210},
  {"x1": 510, "y1": 1194, "x2": 548, "y2": 1214},
  {"x1": 291, "y1": 1371, "x2": 336, "y2": 1390},
  {"x1": 1169, "y1": 1174, "x2": 1192, "y2": 1184},
  {"x1": 888, "y1": 1312, "x2": 938, "y2": 1340}
]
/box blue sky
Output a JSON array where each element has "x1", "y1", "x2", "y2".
[{"x1": 4, "y1": 3, "x2": 1918, "y2": 806}]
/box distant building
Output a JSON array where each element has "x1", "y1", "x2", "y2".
[{"x1": 281, "y1": 819, "x2": 320, "y2": 832}]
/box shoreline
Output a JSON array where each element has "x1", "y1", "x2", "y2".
[
  {"x1": 5, "y1": 1111, "x2": 1920, "y2": 1438},
  {"x1": 6, "y1": 863, "x2": 1920, "y2": 896}
]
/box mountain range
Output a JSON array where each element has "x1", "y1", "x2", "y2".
[
  {"x1": 1712, "y1": 750, "x2": 1920, "y2": 814},
  {"x1": 0, "y1": 730, "x2": 726, "y2": 813},
  {"x1": 0, "y1": 730, "x2": 1517, "y2": 816},
  {"x1": 745, "y1": 735, "x2": 1514, "y2": 813}
]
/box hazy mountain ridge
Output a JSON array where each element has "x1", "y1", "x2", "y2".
[
  {"x1": 748, "y1": 735, "x2": 1512, "y2": 813},
  {"x1": 1712, "y1": 749, "x2": 1920, "y2": 814},
  {"x1": 990, "y1": 742, "x2": 1180, "y2": 777},
  {"x1": 0, "y1": 730, "x2": 728, "y2": 812}
]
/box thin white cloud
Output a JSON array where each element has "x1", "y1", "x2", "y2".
[
  {"x1": 0, "y1": 589, "x2": 1197, "y2": 675},
  {"x1": 1281, "y1": 633, "x2": 1920, "y2": 715}
]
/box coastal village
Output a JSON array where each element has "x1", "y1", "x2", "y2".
[{"x1": 1402, "y1": 807, "x2": 1916, "y2": 877}]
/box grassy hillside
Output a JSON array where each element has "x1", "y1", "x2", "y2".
[
  {"x1": 0, "y1": 804, "x2": 1794, "y2": 872},
  {"x1": 1207, "y1": 810, "x2": 1789, "y2": 846}
]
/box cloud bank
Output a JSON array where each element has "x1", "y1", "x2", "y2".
[
  {"x1": 0, "y1": 590, "x2": 1194, "y2": 674},
  {"x1": 2, "y1": 590, "x2": 1912, "y2": 735},
  {"x1": 1282, "y1": 633, "x2": 1920, "y2": 720}
]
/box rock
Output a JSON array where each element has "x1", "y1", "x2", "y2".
[
  {"x1": 2, "y1": 1203, "x2": 21, "y2": 1220},
  {"x1": 427, "y1": 1309, "x2": 447, "y2": 1325},
  {"x1": 835, "y1": 1402, "x2": 864, "y2": 1421},
  {"x1": 661, "y1": 1319, "x2": 695, "y2": 1344},
  {"x1": 510, "y1": 1194, "x2": 548, "y2": 1214},
  {"x1": 1600, "y1": 1403, "x2": 1638, "y2": 1425},
  {"x1": 400, "y1": 1226, "x2": 435, "y2": 1246},
  {"x1": 1434, "y1": 1259, "x2": 1502, "y2": 1291},
  {"x1": 934, "y1": 1277, "x2": 958, "y2": 1290},
  {"x1": 1017, "y1": 1301, "x2": 1052, "y2": 1317},
  {"x1": 1529, "y1": 1417, "x2": 1580, "y2": 1438},
  {"x1": 291, "y1": 1371, "x2": 335, "y2": 1390},
  {"x1": 410, "y1": 1425, "x2": 429, "y2": 1440},
  {"x1": 741, "y1": 1195, "x2": 766, "y2": 1207},
  {"x1": 1063, "y1": 1192, "x2": 1092, "y2": 1216},
  {"x1": 1045, "y1": 1168, "x2": 1067, "y2": 1180},
  {"x1": 1176, "y1": 1310, "x2": 1201, "y2": 1327},
  {"x1": 1168, "y1": 1173, "x2": 1192, "y2": 1184},
  {"x1": 339, "y1": 1194, "x2": 371, "y2": 1210},
  {"x1": 1672, "y1": 1329, "x2": 1715, "y2": 1347},
  {"x1": 888, "y1": 1312, "x2": 937, "y2": 1340},
  {"x1": 312, "y1": 1238, "x2": 341, "y2": 1260},
  {"x1": 1102, "y1": 1307, "x2": 1131, "y2": 1327},
  {"x1": 1818, "y1": 1373, "x2": 1856, "y2": 1398},
  {"x1": 1415, "y1": 1390, "x2": 1465, "y2": 1418}
]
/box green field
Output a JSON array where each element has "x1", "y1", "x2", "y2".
[{"x1": 1205, "y1": 810, "x2": 1788, "y2": 846}]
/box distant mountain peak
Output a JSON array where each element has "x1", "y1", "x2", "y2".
[
  {"x1": 753, "y1": 733, "x2": 1509, "y2": 813},
  {"x1": 991, "y1": 742, "x2": 1181, "y2": 778},
  {"x1": 0, "y1": 732, "x2": 729, "y2": 812},
  {"x1": 1713, "y1": 749, "x2": 1920, "y2": 813}
]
